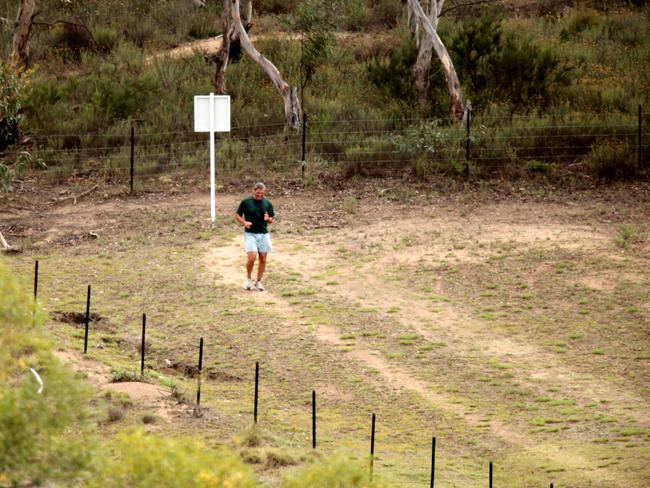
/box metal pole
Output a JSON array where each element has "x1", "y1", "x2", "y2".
[
  {"x1": 370, "y1": 413, "x2": 376, "y2": 480},
  {"x1": 638, "y1": 105, "x2": 642, "y2": 170},
  {"x1": 130, "y1": 125, "x2": 135, "y2": 193},
  {"x1": 83, "y1": 285, "x2": 91, "y2": 354},
  {"x1": 465, "y1": 108, "x2": 471, "y2": 177},
  {"x1": 254, "y1": 361, "x2": 259, "y2": 423},
  {"x1": 430, "y1": 437, "x2": 436, "y2": 488},
  {"x1": 209, "y1": 93, "x2": 216, "y2": 228},
  {"x1": 33, "y1": 260, "x2": 39, "y2": 298},
  {"x1": 302, "y1": 112, "x2": 307, "y2": 179},
  {"x1": 312, "y1": 390, "x2": 316, "y2": 449},
  {"x1": 489, "y1": 461, "x2": 493, "y2": 488},
  {"x1": 196, "y1": 337, "x2": 204, "y2": 406},
  {"x1": 140, "y1": 313, "x2": 146, "y2": 378}
]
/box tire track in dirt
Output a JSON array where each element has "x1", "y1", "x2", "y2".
[
  {"x1": 203, "y1": 235, "x2": 631, "y2": 486},
  {"x1": 271, "y1": 218, "x2": 650, "y2": 429}
]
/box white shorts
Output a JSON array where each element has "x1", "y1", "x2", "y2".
[{"x1": 245, "y1": 233, "x2": 272, "y2": 253}]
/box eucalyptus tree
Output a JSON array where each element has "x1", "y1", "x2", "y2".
[{"x1": 214, "y1": 0, "x2": 301, "y2": 130}]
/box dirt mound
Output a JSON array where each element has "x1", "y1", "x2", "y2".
[{"x1": 51, "y1": 310, "x2": 113, "y2": 331}]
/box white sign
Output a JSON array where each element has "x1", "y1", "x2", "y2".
[
  {"x1": 193, "y1": 93, "x2": 231, "y2": 227},
  {"x1": 194, "y1": 95, "x2": 231, "y2": 132}
]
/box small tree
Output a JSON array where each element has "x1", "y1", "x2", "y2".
[
  {"x1": 9, "y1": 0, "x2": 38, "y2": 68},
  {"x1": 213, "y1": 0, "x2": 302, "y2": 130},
  {"x1": 406, "y1": 0, "x2": 467, "y2": 121},
  {"x1": 0, "y1": 62, "x2": 25, "y2": 152}
]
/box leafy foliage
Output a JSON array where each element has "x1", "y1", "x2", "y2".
[
  {"x1": 451, "y1": 17, "x2": 572, "y2": 111},
  {"x1": 92, "y1": 430, "x2": 257, "y2": 488},
  {"x1": 367, "y1": 37, "x2": 417, "y2": 103},
  {"x1": 0, "y1": 63, "x2": 25, "y2": 151},
  {"x1": 282, "y1": 454, "x2": 392, "y2": 487},
  {"x1": 0, "y1": 261, "x2": 93, "y2": 486}
]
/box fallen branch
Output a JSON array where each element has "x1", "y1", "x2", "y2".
[
  {"x1": 0, "y1": 231, "x2": 21, "y2": 253},
  {"x1": 51, "y1": 184, "x2": 98, "y2": 206}
]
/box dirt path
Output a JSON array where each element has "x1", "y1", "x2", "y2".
[
  {"x1": 202, "y1": 230, "x2": 641, "y2": 485},
  {"x1": 271, "y1": 216, "x2": 649, "y2": 427}
]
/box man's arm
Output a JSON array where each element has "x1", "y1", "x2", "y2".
[
  {"x1": 235, "y1": 213, "x2": 252, "y2": 229},
  {"x1": 264, "y1": 202, "x2": 275, "y2": 224}
]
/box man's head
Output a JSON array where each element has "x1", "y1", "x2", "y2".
[{"x1": 253, "y1": 182, "x2": 266, "y2": 200}]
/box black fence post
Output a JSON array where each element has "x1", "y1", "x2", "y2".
[
  {"x1": 489, "y1": 461, "x2": 493, "y2": 488},
  {"x1": 130, "y1": 124, "x2": 135, "y2": 193},
  {"x1": 301, "y1": 112, "x2": 307, "y2": 179},
  {"x1": 638, "y1": 105, "x2": 642, "y2": 170},
  {"x1": 465, "y1": 108, "x2": 471, "y2": 177},
  {"x1": 196, "y1": 337, "x2": 203, "y2": 407},
  {"x1": 312, "y1": 390, "x2": 316, "y2": 449},
  {"x1": 254, "y1": 361, "x2": 259, "y2": 423},
  {"x1": 140, "y1": 313, "x2": 146, "y2": 378},
  {"x1": 33, "y1": 260, "x2": 39, "y2": 299},
  {"x1": 430, "y1": 437, "x2": 436, "y2": 488},
  {"x1": 83, "y1": 285, "x2": 91, "y2": 354},
  {"x1": 370, "y1": 413, "x2": 376, "y2": 480}
]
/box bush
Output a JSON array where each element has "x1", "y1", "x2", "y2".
[
  {"x1": 0, "y1": 63, "x2": 25, "y2": 151},
  {"x1": 365, "y1": 0, "x2": 403, "y2": 29},
  {"x1": 367, "y1": 37, "x2": 417, "y2": 103},
  {"x1": 281, "y1": 454, "x2": 392, "y2": 487},
  {"x1": 585, "y1": 141, "x2": 636, "y2": 180},
  {"x1": 94, "y1": 27, "x2": 119, "y2": 54},
  {"x1": 92, "y1": 430, "x2": 257, "y2": 487},
  {"x1": 0, "y1": 261, "x2": 94, "y2": 486},
  {"x1": 256, "y1": 0, "x2": 297, "y2": 15},
  {"x1": 566, "y1": 9, "x2": 600, "y2": 36},
  {"x1": 452, "y1": 17, "x2": 572, "y2": 112}
]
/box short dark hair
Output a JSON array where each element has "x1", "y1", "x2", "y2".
[{"x1": 254, "y1": 182, "x2": 266, "y2": 190}]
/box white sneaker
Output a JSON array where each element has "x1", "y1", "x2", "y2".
[
  {"x1": 244, "y1": 278, "x2": 253, "y2": 290},
  {"x1": 255, "y1": 281, "x2": 265, "y2": 291}
]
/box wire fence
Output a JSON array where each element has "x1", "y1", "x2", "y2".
[{"x1": 2, "y1": 109, "x2": 649, "y2": 189}]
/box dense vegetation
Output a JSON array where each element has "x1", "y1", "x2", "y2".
[{"x1": 0, "y1": 0, "x2": 649, "y2": 183}]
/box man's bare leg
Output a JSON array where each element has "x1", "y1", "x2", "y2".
[
  {"x1": 246, "y1": 252, "x2": 257, "y2": 279},
  {"x1": 257, "y1": 253, "x2": 267, "y2": 281}
]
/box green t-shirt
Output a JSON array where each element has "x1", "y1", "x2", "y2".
[{"x1": 236, "y1": 197, "x2": 275, "y2": 234}]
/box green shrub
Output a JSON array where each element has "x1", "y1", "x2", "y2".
[
  {"x1": 257, "y1": 0, "x2": 297, "y2": 14},
  {"x1": 367, "y1": 37, "x2": 417, "y2": 102},
  {"x1": 123, "y1": 18, "x2": 156, "y2": 47},
  {"x1": 365, "y1": 0, "x2": 403, "y2": 29},
  {"x1": 0, "y1": 63, "x2": 25, "y2": 151},
  {"x1": 281, "y1": 454, "x2": 392, "y2": 487},
  {"x1": 600, "y1": 14, "x2": 647, "y2": 46},
  {"x1": 94, "y1": 27, "x2": 119, "y2": 54},
  {"x1": 0, "y1": 261, "x2": 94, "y2": 486},
  {"x1": 585, "y1": 141, "x2": 636, "y2": 180},
  {"x1": 92, "y1": 430, "x2": 257, "y2": 487},
  {"x1": 451, "y1": 17, "x2": 572, "y2": 112},
  {"x1": 186, "y1": 15, "x2": 219, "y2": 39},
  {"x1": 566, "y1": 9, "x2": 600, "y2": 36},
  {"x1": 343, "y1": 0, "x2": 367, "y2": 31}
]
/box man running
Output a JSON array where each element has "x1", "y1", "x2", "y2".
[{"x1": 235, "y1": 182, "x2": 275, "y2": 291}]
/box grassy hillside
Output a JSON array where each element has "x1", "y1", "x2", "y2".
[{"x1": 0, "y1": 0, "x2": 649, "y2": 183}]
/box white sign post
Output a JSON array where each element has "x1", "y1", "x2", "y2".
[{"x1": 194, "y1": 93, "x2": 231, "y2": 227}]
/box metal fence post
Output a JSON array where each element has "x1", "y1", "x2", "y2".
[
  {"x1": 301, "y1": 112, "x2": 307, "y2": 179},
  {"x1": 130, "y1": 124, "x2": 135, "y2": 193},
  {"x1": 638, "y1": 105, "x2": 642, "y2": 170},
  {"x1": 465, "y1": 108, "x2": 471, "y2": 177}
]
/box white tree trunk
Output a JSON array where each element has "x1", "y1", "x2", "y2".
[
  {"x1": 407, "y1": 0, "x2": 465, "y2": 120},
  {"x1": 414, "y1": 0, "x2": 440, "y2": 106},
  {"x1": 10, "y1": 0, "x2": 37, "y2": 67},
  {"x1": 231, "y1": 0, "x2": 301, "y2": 130},
  {"x1": 214, "y1": 0, "x2": 233, "y2": 93}
]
